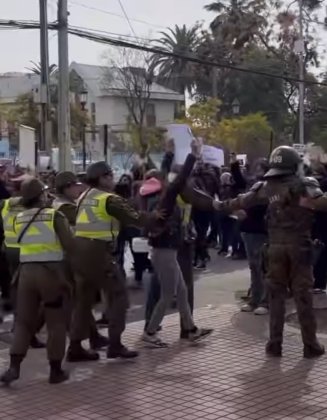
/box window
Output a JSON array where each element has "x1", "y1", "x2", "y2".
[{"x1": 146, "y1": 103, "x2": 156, "y2": 127}]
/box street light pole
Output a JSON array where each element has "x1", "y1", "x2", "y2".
[
  {"x1": 79, "y1": 90, "x2": 88, "y2": 171},
  {"x1": 298, "y1": 0, "x2": 305, "y2": 145}
]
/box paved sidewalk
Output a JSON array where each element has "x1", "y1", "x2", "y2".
[{"x1": 1, "y1": 305, "x2": 327, "y2": 420}]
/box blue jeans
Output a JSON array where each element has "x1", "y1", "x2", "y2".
[{"x1": 241, "y1": 232, "x2": 268, "y2": 307}]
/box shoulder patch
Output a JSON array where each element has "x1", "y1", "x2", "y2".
[{"x1": 250, "y1": 181, "x2": 265, "y2": 193}]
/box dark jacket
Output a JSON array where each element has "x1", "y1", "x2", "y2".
[
  {"x1": 312, "y1": 176, "x2": 327, "y2": 243},
  {"x1": 230, "y1": 161, "x2": 247, "y2": 197},
  {"x1": 148, "y1": 153, "x2": 196, "y2": 249},
  {"x1": 233, "y1": 164, "x2": 267, "y2": 235}
]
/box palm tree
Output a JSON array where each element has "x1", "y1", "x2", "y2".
[
  {"x1": 26, "y1": 61, "x2": 58, "y2": 76},
  {"x1": 151, "y1": 24, "x2": 200, "y2": 94}
]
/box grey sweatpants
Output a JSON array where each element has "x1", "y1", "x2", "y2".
[{"x1": 146, "y1": 248, "x2": 195, "y2": 334}]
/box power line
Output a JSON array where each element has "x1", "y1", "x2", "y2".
[
  {"x1": 66, "y1": 25, "x2": 327, "y2": 88},
  {"x1": 1, "y1": 19, "x2": 327, "y2": 88},
  {"x1": 117, "y1": 0, "x2": 137, "y2": 38},
  {"x1": 68, "y1": 0, "x2": 167, "y2": 30}
]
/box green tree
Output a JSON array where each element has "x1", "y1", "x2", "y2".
[
  {"x1": 6, "y1": 93, "x2": 39, "y2": 129},
  {"x1": 204, "y1": 0, "x2": 268, "y2": 50},
  {"x1": 5, "y1": 92, "x2": 88, "y2": 145},
  {"x1": 217, "y1": 113, "x2": 272, "y2": 158},
  {"x1": 152, "y1": 24, "x2": 200, "y2": 94},
  {"x1": 176, "y1": 98, "x2": 222, "y2": 144}
]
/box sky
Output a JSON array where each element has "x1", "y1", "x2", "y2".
[{"x1": 0, "y1": 0, "x2": 211, "y2": 73}]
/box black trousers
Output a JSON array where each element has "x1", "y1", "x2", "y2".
[{"x1": 313, "y1": 244, "x2": 327, "y2": 290}]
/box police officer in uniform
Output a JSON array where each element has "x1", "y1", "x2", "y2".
[
  {"x1": 215, "y1": 146, "x2": 324, "y2": 358},
  {"x1": 68, "y1": 162, "x2": 163, "y2": 361},
  {"x1": 53, "y1": 171, "x2": 108, "y2": 350},
  {"x1": 0, "y1": 179, "x2": 45, "y2": 349},
  {"x1": 0, "y1": 177, "x2": 75, "y2": 385}
]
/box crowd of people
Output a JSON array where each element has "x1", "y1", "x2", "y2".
[{"x1": 1, "y1": 139, "x2": 327, "y2": 386}]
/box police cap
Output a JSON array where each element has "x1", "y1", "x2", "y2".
[
  {"x1": 86, "y1": 161, "x2": 113, "y2": 181},
  {"x1": 21, "y1": 177, "x2": 47, "y2": 203},
  {"x1": 55, "y1": 171, "x2": 81, "y2": 190},
  {"x1": 264, "y1": 146, "x2": 302, "y2": 178}
]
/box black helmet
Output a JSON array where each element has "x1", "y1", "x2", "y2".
[
  {"x1": 264, "y1": 146, "x2": 302, "y2": 178},
  {"x1": 86, "y1": 161, "x2": 113, "y2": 181}
]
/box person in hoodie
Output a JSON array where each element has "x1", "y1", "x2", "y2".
[
  {"x1": 191, "y1": 162, "x2": 220, "y2": 269},
  {"x1": 140, "y1": 139, "x2": 213, "y2": 348}
]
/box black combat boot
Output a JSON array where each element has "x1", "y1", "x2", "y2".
[
  {"x1": 107, "y1": 345, "x2": 139, "y2": 359},
  {"x1": 30, "y1": 335, "x2": 46, "y2": 349},
  {"x1": 107, "y1": 337, "x2": 138, "y2": 359},
  {"x1": 265, "y1": 341, "x2": 282, "y2": 357},
  {"x1": 49, "y1": 360, "x2": 69, "y2": 384},
  {"x1": 303, "y1": 343, "x2": 325, "y2": 359},
  {"x1": 66, "y1": 341, "x2": 99, "y2": 362},
  {"x1": 0, "y1": 354, "x2": 24, "y2": 385},
  {"x1": 89, "y1": 331, "x2": 109, "y2": 350}
]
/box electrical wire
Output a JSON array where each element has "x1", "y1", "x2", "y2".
[
  {"x1": 68, "y1": 0, "x2": 167, "y2": 30},
  {"x1": 1, "y1": 19, "x2": 327, "y2": 88},
  {"x1": 66, "y1": 25, "x2": 327, "y2": 88}
]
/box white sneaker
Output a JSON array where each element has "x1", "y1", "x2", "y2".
[
  {"x1": 254, "y1": 306, "x2": 269, "y2": 315},
  {"x1": 142, "y1": 332, "x2": 168, "y2": 348},
  {"x1": 240, "y1": 303, "x2": 254, "y2": 312}
]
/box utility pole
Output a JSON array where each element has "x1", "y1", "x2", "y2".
[
  {"x1": 212, "y1": 69, "x2": 218, "y2": 98},
  {"x1": 39, "y1": 0, "x2": 51, "y2": 155},
  {"x1": 103, "y1": 124, "x2": 108, "y2": 163},
  {"x1": 57, "y1": 0, "x2": 72, "y2": 170},
  {"x1": 298, "y1": 0, "x2": 305, "y2": 145}
]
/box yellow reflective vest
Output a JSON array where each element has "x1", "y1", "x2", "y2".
[
  {"x1": 15, "y1": 208, "x2": 63, "y2": 263},
  {"x1": 75, "y1": 188, "x2": 119, "y2": 241},
  {"x1": 177, "y1": 195, "x2": 192, "y2": 226},
  {"x1": 1, "y1": 198, "x2": 24, "y2": 248}
]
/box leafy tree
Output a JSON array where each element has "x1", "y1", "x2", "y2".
[
  {"x1": 4, "y1": 92, "x2": 88, "y2": 145},
  {"x1": 6, "y1": 93, "x2": 39, "y2": 129},
  {"x1": 204, "y1": 0, "x2": 268, "y2": 50},
  {"x1": 177, "y1": 98, "x2": 272, "y2": 158},
  {"x1": 151, "y1": 24, "x2": 200, "y2": 94},
  {"x1": 176, "y1": 98, "x2": 222, "y2": 144},
  {"x1": 217, "y1": 113, "x2": 272, "y2": 158}
]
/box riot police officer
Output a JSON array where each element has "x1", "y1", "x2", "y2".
[{"x1": 216, "y1": 146, "x2": 325, "y2": 358}]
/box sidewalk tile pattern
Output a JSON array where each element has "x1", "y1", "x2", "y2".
[{"x1": 0, "y1": 305, "x2": 326, "y2": 420}]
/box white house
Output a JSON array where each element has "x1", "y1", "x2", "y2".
[
  {"x1": 69, "y1": 62, "x2": 185, "y2": 133},
  {"x1": 0, "y1": 72, "x2": 39, "y2": 105}
]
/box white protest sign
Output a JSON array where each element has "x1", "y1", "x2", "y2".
[
  {"x1": 19, "y1": 125, "x2": 36, "y2": 170},
  {"x1": 166, "y1": 124, "x2": 194, "y2": 165},
  {"x1": 292, "y1": 143, "x2": 307, "y2": 157},
  {"x1": 236, "y1": 154, "x2": 247, "y2": 167},
  {"x1": 202, "y1": 145, "x2": 224, "y2": 167}
]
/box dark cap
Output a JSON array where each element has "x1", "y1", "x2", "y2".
[
  {"x1": 86, "y1": 161, "x2": 113, "y2": 181},
  {"x1": 55, "y1": 171, "x2": 81, "y2": 190},
  {"x1": 21, "y1": 177, "x2": 47, "y2": 203}
]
